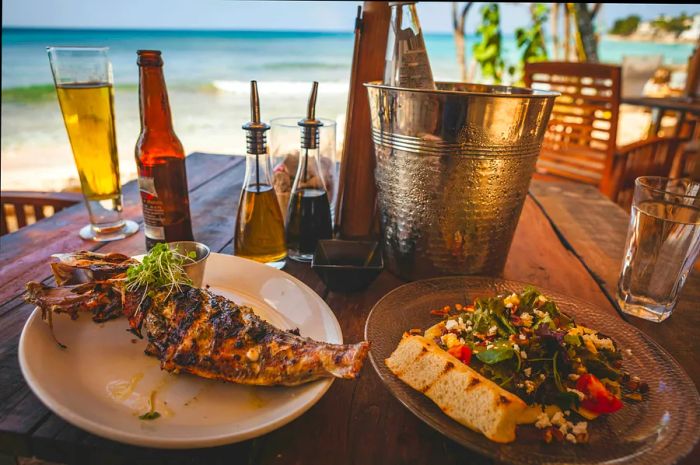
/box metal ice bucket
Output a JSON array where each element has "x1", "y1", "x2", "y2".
[{"x1": 365, "y1": 81, "x2": 558, "y2": 280}]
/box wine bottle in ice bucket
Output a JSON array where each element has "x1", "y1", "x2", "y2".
[{"x1": 383, "y1": 1, "x2": 436, "y2": 89}]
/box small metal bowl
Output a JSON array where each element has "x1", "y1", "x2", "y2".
[
  {"x1": 311, "y1": 240, "x2": 384, "y2": 293},
  {"x1": 168, "y1": 241, "x2": 210, "y2": 288}
]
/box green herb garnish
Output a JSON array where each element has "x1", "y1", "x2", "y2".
[
  {"x1": 139, "y1": 390, "x2": 161, "y2": 421},
  {"x1": 126, "y1": 243, "x2": 194, "y2": 297}
]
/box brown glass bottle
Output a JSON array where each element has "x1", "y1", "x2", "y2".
[{"x1": 135, "y1": 50, "x2": 194, "y2": 250}]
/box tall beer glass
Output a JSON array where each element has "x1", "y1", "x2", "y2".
[
  {"x1": 47, "y1": 47, "x2": 138, "y2": 241},
  {"x1": 617, "y1": 177, "x2": 700, "y2": 322}
]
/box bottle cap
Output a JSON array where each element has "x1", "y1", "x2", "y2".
[
  {"x1": 242, "y1": 80, "x2": 270, "y2": 155},
  {"x1": 298, "y1": 81, "x2": 324, "y2": 149}
]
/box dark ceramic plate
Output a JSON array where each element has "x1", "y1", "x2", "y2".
[{"x1": 364, "y1": 277, "x2": 699, "y2": 465}]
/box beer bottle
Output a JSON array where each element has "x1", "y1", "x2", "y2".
[{"x1": 135, "y1": 50, "x2": 194, "y2": 249}]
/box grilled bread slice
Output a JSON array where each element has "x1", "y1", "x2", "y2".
[{"x1": 385, "y1": 334, "x2": 531, "y2": 443}]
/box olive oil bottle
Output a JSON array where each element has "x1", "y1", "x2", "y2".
[{"x1": 234, "y1": 81, "x2": 287, "y2": 268}]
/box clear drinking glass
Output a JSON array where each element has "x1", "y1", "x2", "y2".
[
  {"x1": 617, "y1": 177, "x2": 700, "y2": 322},
  {"x1": 269, "y1": 117, "x2": 337, "y2": 223},
  {"x1": 47, "y1": 46, "x2": 138, "y2": 241}
]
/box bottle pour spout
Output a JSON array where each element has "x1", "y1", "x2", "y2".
[
  {"x1": 298, "y1": 81, "x2": 324, "y2": 150},
  {"x1": 243, "y1": 80, "x2": 269, "y2": 155}
]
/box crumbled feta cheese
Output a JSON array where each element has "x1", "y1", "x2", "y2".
[
  {"x1": 486, "y1": 344, "x2": 494, "y2": 350},
  {"x1": 523, "y1": 367, "x2": 532, "y2": 377},
  {"x1": 520, "y1": 312, "x2": 533, "y2": 327},
  {"x1": 582, "y1": 333, "x2": 616, "y2": 352},
  {"x1": 539, "y1": 373, "x2": 546, "y2": 380},
  {"x1": 465, "y1": 326, "x2": 473, "y2": 332},
  {"x1": 568, "y1": 373, "x2": 580, "y2": 381},
  {"x1": 524, "y1": 380, "x2": 536, "y2": 394},
  {"x1": 512, "y1": 343, "x2": 520, "y2": 352},
  {"x1": 564, "y1": 410, "x2": 571, "y2": 416},
  {"x1": 566, "y1": 433, "x2": 577, "y2": 443},
  {"x1": 534, "y1": 309, "x2": 546, "y2": 318},
  {"x1": 445, "y1": 319, "x2": 458, "y2": 331},
  {"x1": 567, "y1": 388, "x2": 585, "y2": 401},
  {"x1": 550, "y1": 411, "x2": 565, "y2": 426},
  {"x1": 488, "y1": 325, "x2": 498, "y2": 336},
  {"x1": 535, "y1": 412, "x2": 551, "y2": 429},
  {"x1": 520, "y1": 351, "x2": 528, "y2": 359},
  {"x1": 519, "y1": 334, "x2": 526, "y2": 341},
  {"x1": 505, "y1": 302, "x2": 513, "y2": 309},
  {"x1": 572, "y1": 421, "x2": 588, "y2": 435}
]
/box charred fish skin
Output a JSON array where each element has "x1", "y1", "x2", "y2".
[
  {"x1": 138, "y1": 287, "x2": 369, "y2": 386},
  {"x1": 24, "y1": 251, "x2": 370, "y2": 386},
  {"x1": 50, "y1": 251, "x2": 136, "y2": 286},
  {"x1": 24, "y1": 280, "x2": 123, "y2": 322}
]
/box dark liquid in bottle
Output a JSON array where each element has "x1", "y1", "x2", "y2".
[
  {"x1": 138, "y1": 158, "x2": 194, "y2": 250},
  {"x1": 286, "y1": 188, "x2": 332, "y2": 259}
]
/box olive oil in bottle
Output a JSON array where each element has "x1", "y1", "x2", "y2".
[
  {"x1": 285, "y1": 82, "x2": 333, "y2": 262},
  {"x1": 233, "y1": 81, "x2": 287, "y2": 269}
]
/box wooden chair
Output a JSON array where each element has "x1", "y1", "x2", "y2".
[
  {"x1": 524, "y1": 61, "x2": 621, "y2": 195},
  {"x1": 607, "y1": 137, "x2": 684, "y2": 210},
  {"x1": 1, "y1": 191, "x2": 82, "y2": 236}
]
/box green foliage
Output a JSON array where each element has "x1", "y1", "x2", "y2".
[
  {"x1": 652, "y1": 12, "x2": 693, "y2": 35},
  {"x1": 513, "y1": 3, "x2": 549, "y2": 84},
  {"x1": 610, "y1": 15, "x2": 641, "y2": 36},
  {"x1": 473, "y1": 3, "x2": 549, "y2": 85},
  {"x1": 473, "y1": 3, "x2": 504, "y2": 84}
]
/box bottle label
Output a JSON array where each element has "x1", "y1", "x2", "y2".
[
  {"x1": 138, "y1": 175, "x2": 165, "y2": 240},
  {"x1": 396, "y1": 30, "x2": 434, "y2": 89}
]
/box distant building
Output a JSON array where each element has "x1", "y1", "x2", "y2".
[{"x1": 679, "y1": 14, "x2": 700, "y2": 41}]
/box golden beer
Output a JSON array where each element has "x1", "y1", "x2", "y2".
[{"x1": 55, "y1": 83, "x2": 120, "y2": 200}]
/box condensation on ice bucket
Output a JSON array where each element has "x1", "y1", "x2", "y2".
[{"x1": 365, "y1": 81, "x2": 559, "y2": 281}]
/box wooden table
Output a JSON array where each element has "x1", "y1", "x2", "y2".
[
  {"x1": 621, "y1": 95, "x2": 700, "y2": 137},
  {"x1": 1, "y1": 153, "x2": 698, "y2": 465}
]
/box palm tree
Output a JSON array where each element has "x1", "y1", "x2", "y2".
[{"x1": 452, "y1": 2, "x2": 474, "y2": 81}]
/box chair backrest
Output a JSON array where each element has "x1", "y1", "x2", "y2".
[
  {"x1": 1, "y1": 191, "x2": 81, "y2": 236},
  {"x1": 684, "y1": 41, "x2": 700, "y2": 99},
  {"x1": 621, "y1": 55, "x2": 663, "y2": 98},
  {"x1": 607, "y1": 137, "x2": 683, "y2": 210},
  {"x1": 524, "y1": 61, "x2": 622, "y2": 187}
]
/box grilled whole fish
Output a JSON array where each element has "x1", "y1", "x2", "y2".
[{"x1": 24, "y1": 251, "x2": 369, "y2": 386}]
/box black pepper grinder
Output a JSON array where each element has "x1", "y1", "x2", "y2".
[{"x1": 285, "y1": 82, "x2": 332, "y2": 262}]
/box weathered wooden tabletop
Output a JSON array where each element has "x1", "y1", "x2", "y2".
[{"x1": 0, "y1": 153, "x2": 698, "y2": 465}]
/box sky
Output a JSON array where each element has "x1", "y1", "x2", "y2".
[{"x1": 2, "y1": 1, "x2": 699, "y2": 34}]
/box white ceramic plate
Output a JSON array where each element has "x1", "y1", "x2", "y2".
[{"x1": 19, "y1": 253, "x2": 342, "y2": 448}]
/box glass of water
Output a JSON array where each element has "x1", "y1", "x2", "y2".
[{"x1": 617, "y1": 177, "x2": 700, "y2": 322}]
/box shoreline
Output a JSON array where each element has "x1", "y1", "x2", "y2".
[{"x1": 604, "y1": 33, "x2": 699, "y2": 45}]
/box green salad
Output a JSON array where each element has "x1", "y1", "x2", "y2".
[{"x1": 429, "y1": 287, "x2": 647, "y2": 419}]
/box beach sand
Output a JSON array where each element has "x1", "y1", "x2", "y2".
[
  {"x1": 1, "y1": 87, "x2": 660, "y2": 193},
  {"x1": 1, "y1": 85, "x2": 348, "y2": 192}
]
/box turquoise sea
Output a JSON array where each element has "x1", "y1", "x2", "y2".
[{"x1": 1, "y1": 28, "x2": 695, "y2": 190}]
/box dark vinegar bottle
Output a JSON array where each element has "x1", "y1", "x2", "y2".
[{"x1": 135, "y1": 50, "x2": 194, "y2": 250}]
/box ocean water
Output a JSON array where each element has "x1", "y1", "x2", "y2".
[{"x1": 1, "y1": 28, "x2": 695, "y2": 190}]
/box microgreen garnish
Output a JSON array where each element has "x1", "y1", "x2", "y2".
[{"x1": 125, "y1": 243, "x2": 195, "y2": 298}]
